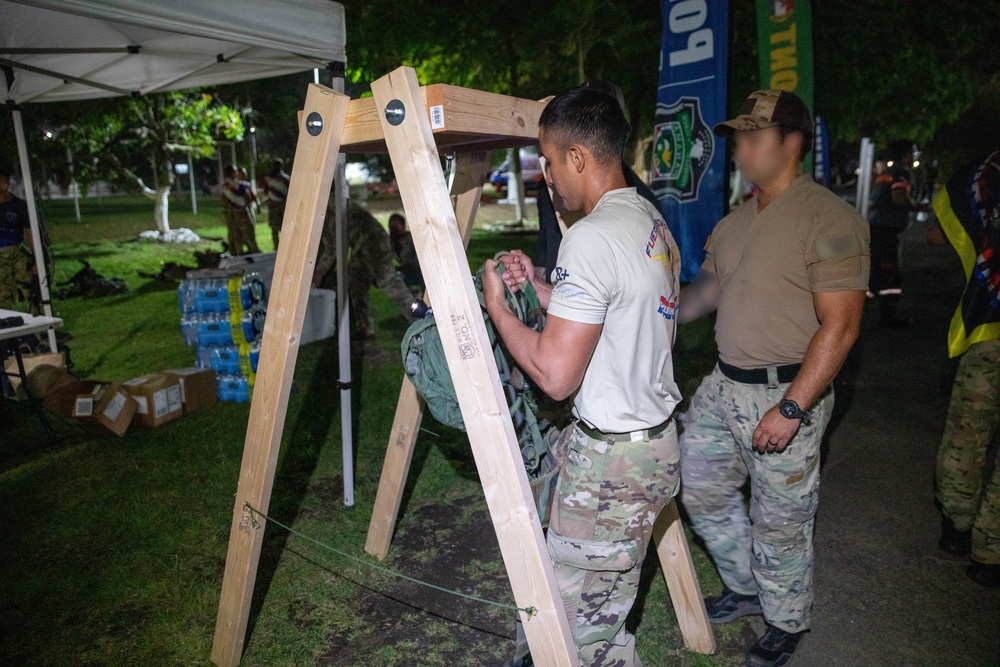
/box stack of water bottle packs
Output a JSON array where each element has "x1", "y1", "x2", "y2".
[{"x1": 178, "y1": 270, "x2": 267, "y2": 402}]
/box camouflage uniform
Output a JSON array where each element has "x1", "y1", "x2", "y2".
[
  {"x1": 221, "y1": 181, "x2": 260, "y2": 256},
  {"x1": 680, "y1": 365, "x2": 834, "y2": 633},
  {"x1": 511, "y1": 420, "x2": 681, "y2": 667},
  {"x1": 936, "y1": 339, "x2": 1000, "y2": 564},
  {"x1": 264, "y1": 171, "x2": 289, "y2": 250},
  {"x1": 316, "y1": 200, "x2": 416, "y2": 339},
  {"x1": 0, "y1": 245, "x2": 30, "y2": 310}
]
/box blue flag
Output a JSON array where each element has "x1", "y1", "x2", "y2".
[
  {"x1": 814, "y1": 115, "x2": 830, "y2": 188},
  {"x1": 652, "y1": 0, "x2": 729, "y2": 282}
]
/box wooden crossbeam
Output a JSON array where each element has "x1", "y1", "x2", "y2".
[
  {"x1": 364, "y1": 151, "x2": 491, "y2": 560},
  {"x1": 211, "y1": 84, "x2": 350, "y2": 667},
  {"x1": 371, "y1": 66, "x2": 580, "y2": 667}
]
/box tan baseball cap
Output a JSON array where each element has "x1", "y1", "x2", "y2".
[{"x1": 713, "y1": 89, "x2": 813, "y2": 137}]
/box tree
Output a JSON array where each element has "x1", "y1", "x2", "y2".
[{"x1": 53, "y1": 92, "x2": 244, "y2": 234}]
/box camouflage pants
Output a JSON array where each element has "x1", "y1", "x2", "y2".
[
  {"x1": 348, "y1": 250, "x2": 416, "y2": 339},
  {"x1": 535, "y1": 419, "x2": 681, "y2": 666},
  {"x1": 679, "y1": 365, "x2": 832, "y2": 633},
  {"x1": 936, "y1": 339, "x2": 1000, "y2": 564},
  {"x1": 0, "y1": 245, "x2": 30, "y2": 310},
  {"x1": 225, "y1": 209, "x2": 260, "y2": 256},
  {"x1": 267, "y1": 201, "x2": 285, "y2": 251}
]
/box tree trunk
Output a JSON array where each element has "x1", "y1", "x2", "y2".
[{"x1": 152, "y1": 186, "x2": 171, "y2": 234}]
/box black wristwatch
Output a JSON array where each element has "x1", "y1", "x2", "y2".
[{"x1": 778, "y1": 398, "x2": 812, "y2": 424}]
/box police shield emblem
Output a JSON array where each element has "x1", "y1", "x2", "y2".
[{"x1": 651, "y1": 96, "x2": 714, "y2": 203}]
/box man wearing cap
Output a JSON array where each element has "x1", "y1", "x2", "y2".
[{"x1": 677, "y1": 90, "x2": 869, "y2": 667}]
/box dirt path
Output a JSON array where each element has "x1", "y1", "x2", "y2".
[{"x1": 789, "y1": 220, "x2": 1000, "y2": 666}]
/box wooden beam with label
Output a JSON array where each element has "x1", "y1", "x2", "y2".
[
  {"x1": 211, "y1": 84, "x2": 350, "y2": 667},
  {"x1": 371, "y1": 66, "x2": 580, "y2": 667}
]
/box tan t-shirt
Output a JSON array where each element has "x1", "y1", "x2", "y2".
[
  {"x1": 547, "y1": 188, "x2": 682, "y2": 432},
  {"x1": 702, "y1": 174, "x2": 870, "y2": 368}
]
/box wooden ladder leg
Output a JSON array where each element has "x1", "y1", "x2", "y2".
[
  {"x1": 371, "y1": 66, "x2": 579, "y2": 667},
  {"x1": 653, "y1": 498, "x2": 718, "y2": 654},
  {"x1": 364, "y1": 150, "x2": 490, "y2": 560},
  {"x1": 211, "y1": 84, "x2": 350, "y2": 667}
]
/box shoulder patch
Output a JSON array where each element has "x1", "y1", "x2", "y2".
[{"x1": 815, "y1": 233, "x2": 861, "y2": 261}]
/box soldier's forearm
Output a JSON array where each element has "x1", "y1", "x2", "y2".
[{"x1": 785, "y1": 295, "x2": 864, "y2": 410}]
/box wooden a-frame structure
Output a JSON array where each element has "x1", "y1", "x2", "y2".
[{"x1": 211, "y1": 66, "x2": 716, "y2": 667}]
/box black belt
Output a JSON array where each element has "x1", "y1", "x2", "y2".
[
  {"x1": 576, "y1": 417, "x2": 672, "y2": 442},
  {"x1": 718, "y1": 359, "x2": 801, "y2": 385}
]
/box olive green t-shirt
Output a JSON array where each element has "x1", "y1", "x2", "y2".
[{"x1": 702, "y1": 174, "x2": 870, "y2": 369}]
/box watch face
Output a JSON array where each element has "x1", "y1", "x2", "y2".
[{"x1": 780, "y1": 401, "x2": 798, "y2": 418}]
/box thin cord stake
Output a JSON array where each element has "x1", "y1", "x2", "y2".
[{"x1": 243, "y1": 502, "x2": 537, "y2": 618}]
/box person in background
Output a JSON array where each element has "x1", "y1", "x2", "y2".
[
  {"x1": 866, "y1": 139, "x2": 930, "y2": 327},
  {"x1": 313, "y1": 200, "x2": 417, "y2": 358},
  {"x1": 387, "y1": 213, "x2": 422, "y2": 289},
  {"x1": 220, "y1": 165, "x2": 260, "y2": 256},
  {"x1": 532, "y1": 79, "x2": 660, "y2": 284},
  {"x1": 263, "y1": 159, "x2": 290, "y2": 251},
  {"x1": 0, "y1": 166, "x2": 33, "y2": 311},
  {"x1": 927, "y1": 149, "x2": 1000, "y2": 588}
]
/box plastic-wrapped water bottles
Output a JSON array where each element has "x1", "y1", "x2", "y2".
[
  {"x1": 178, "y1": 272, "x2": 266, "y2": 315},
  {"x1": 195, "y1": 342, "x2": 261, "y2": 375},
  {"x1": 217, "y1": 373, "x2": 251, "y2": 403},
  {"x1": 178, "y1": 270, "x2": 267, "y2": 402}
]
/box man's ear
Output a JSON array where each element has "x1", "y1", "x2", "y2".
[{"x1": 568, "y1": 144, "x2": 586, "y2": 173}]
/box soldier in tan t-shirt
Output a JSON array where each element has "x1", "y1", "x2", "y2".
[{"x1": 675, "y1": 90, "x2": 870, "y2": 667}]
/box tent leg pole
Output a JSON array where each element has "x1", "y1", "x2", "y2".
[
  {"x1": 331, "y1": 66, "x2": 353, "y2": 508},
  {"x1": 334, "y1": 151, "x2": 352, "y2": 508},
  {"x1": 12, "y1": 108, "x2": 58, "y2": 352}
]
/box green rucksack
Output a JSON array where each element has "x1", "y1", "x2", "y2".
[{"x1": 401, "y1": 257, "x2": 559, "y2": 521}]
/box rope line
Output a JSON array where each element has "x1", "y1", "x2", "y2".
[{"x1": 243, "y1": 502, "x2": 537, "y2": 618}]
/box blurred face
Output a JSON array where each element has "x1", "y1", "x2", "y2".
[
  {"x1": 538, "y1": 127, "x2": 584, "y2": 212},
  {"x1": 0, "y1": 175, "x2": 9, "y2": 196},
  {"x1": 733, "y1": 127, "x2": 800, "y2": 185}
]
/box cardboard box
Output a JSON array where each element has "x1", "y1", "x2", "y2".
[
  {"x1": 123, "y1": 373, "x2": 184, "y2": 428},
  {"x1": 70, "y1": 381, "x2": 137, "y2": 437},
  {"x1": 162, "y1": 368, "x2": 217, "y2": 414}
]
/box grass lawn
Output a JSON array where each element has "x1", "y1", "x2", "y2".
[{"x1": 0, "y1": 195, "x2": 748, "y2": 666}]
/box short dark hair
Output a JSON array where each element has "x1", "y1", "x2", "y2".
[
  {"x1": 270, "y1": 159, "x2": 283, "y2": 175},
  {"x1": 224, "y1": 165, "x2": 238, "y2": 178},
  {"x1": 388, "y1": 213, "x2": 405, "y2": 224},
  {"x1": 777, "y1": 125, "x2": 814, "y2": 163},
  {"x1": 539, "y1": 86, "x2": 630, "y2": 165}
]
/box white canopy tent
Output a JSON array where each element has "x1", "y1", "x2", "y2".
[{"x1": 2, "y1": 0, "x2": 357, "y2": 505}]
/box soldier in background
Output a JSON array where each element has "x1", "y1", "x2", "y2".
[
  {"x1": 866, "y1": 139, "x2": 930, "y2": 327},
  {"x1": 387, "y1": 212, "x2": 422, "y2": 289},
  {"x1": 313, "y1": 200, "x2": 417, "y2": 357},
  {"x1": 928, "y1": 149, "x2": 1000, "y2": 588},
  {"x1": 0, "y1": 166, "x2": 33, "y2": 310},
  {"x1": 220, "y1": 165, "x2": 260, "y2": 255},
  {"x1": 263, "y1": 159, "x2": 290, "y2": 250}
]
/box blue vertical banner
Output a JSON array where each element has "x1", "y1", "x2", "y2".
[
  {"x1": 814, "y1": 115, "x2": 830, "y2": 187},
  {"x1": 652, "y1": 0, "x2": 729, "y2": 282}
]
